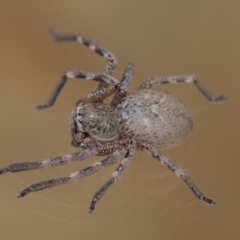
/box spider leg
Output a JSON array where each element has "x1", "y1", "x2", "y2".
[
  {"x1": 0, "y1": 147, "x2": 98, "y2": 175},
  {"x1": 49, "y1": 29, "x2": 117, "y2": 75},
  {"x1": 89, "y1": 140, "x2": 136, "y2": 213},
  {"x1": 143, "y1": 144, "x2": 215, "y2": 206},
  {"x1": 36, "y1": 71, "x2": 120, "y2": 110},
  {"x1": 49, "y1": 29, "x2": 118, "y2": 102},
  {"x1": 18, "y1": 148, "x2": 126, "y2": 198},
  {"x1": 139, "y1": 74, "x2": 227, "y2": 102},
  {"x1": 111, "y1": 63, "x2": 134, "y2": 107}
]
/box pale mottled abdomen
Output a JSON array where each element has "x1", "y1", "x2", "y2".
[{"x1": 117, "y1": 89, "x2": 193, "y2": 148}]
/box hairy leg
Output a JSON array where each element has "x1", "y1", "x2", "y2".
[
  {"x1": 49, "y1": 29, "x2": 117, "y2": 75},
  {"x1": 18, "y1": 148, "x2": 126, "y2": 198},
  {"x1": 111, "y1": 63, "x2": 134, "y2": 107},
  {"x1": 143, "y1": 144, "x2": 215, "y2": 205},
  {"x1": 0, "y1": 147, "x2": 97, "y2": 174},
  {"x1": 50, "y1": 29, "x2": 118, "y2": 99},
  {"x1": 89, "y1": 140, "x2": 136, "y2": 212},
  {"x1": 36, "y1": 71, "x2": 120, "y2": 110},
  {"x1": 139, "y1": 74, "x2": 227, "y2": 102}
]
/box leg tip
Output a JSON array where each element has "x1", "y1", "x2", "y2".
[
  {"x1": 214, "y1": 95, "x2": 228, "y2": 102},
  {"x1": 89, "y1": 200, "x2": 96, "y2": 213},
  {"x1": 18, "y1": 188, "x2": 31, "y2": 198},
  {"x1": 89, "y1": 206, "x2": 95, "y2": 213},
  {"x1": 0, "y1": 167, "x2": 8, "y2": 175},
  {"x1": 49, "y1": 28, "x2": 57, "y2": 38},
  {"x1": 36, "y1": 104, "x2": 49, "y2": 111},
  {"x1": 202, "y1": 196, "x2": 216, "y2": 206}
]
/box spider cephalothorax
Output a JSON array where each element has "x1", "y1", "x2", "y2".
[
  {"x1": 0, "y1": 29, "x2": 226, "y2": 212},
  {"x1": 72, "y1": 102, "x2": 118, "y2": 142}
]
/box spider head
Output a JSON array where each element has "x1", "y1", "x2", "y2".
[{"x1": 70, "y1": 102, "x2": 119, "y2": 147}]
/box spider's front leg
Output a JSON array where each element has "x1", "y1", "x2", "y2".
[
  {"x1": 49, "y1": 29, "x2": 118, "y2": 102},
  {"x1": 49, "y1": 29, "x2": 117, "y2": 75},
  {"x1": 0, "y1": 148, "x2": 98, "y2": 174},
  {"x1": 36, "y1": 71, "x2": 120, "y2": 110},
  {"x1": 18, "y1": 148, "x2": 126, "y2": 198},
  {"x1": 143, "y1": 144, "x2": 215, "y2": 205}
]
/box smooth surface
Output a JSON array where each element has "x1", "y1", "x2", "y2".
[{"x1": 0, "y1": 1, "x2": 239, "y2": 239}]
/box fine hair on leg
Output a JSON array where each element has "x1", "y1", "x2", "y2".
[{"x1": 139, "y1": 74, "x2": 227, "y2": 102}]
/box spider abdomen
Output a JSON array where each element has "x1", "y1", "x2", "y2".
[{"x1": 117, "y1": 89, "x2": 193, "y2": 148}]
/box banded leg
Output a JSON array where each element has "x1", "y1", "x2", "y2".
[
  {"x1": 18, "y1": 148, "x2": 126, "y2": 198},
  {"x1": 36, "y1": 71, "x2": 119, "y2": 110},
  {"x1": 111, "y1": 63, "x2": 134, "y2": 107},
  {"x1": 144, "y1": 144, "x2": 215, "y2": 205},
  {"x1": 0, "y1": 147, "x2": 98, "y2": 175},
  {"x1": 139, "y1": 74, "x2": 227, "y2": 102},
  {"x1": 49, "y1": 29, "x2": 117, "y2": 75},
  {"x1": 89, "y1": 141, "x2": 136, "y2": 213}
]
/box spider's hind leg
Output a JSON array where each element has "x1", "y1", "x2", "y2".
[
  {"x1": 139, "y1": 74, "x2": 227, "y2": 102},
  {"x1": 143, "y1": 144, "x2": 215, "y2": 206}
]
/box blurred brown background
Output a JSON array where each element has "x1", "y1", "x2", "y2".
[{"x1": 0, "y1": 0, "x2": 239, "y2": 239}]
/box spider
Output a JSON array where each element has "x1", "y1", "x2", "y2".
[{"x1": 0, "y1": 29, "x2": 227, "y2": 213}]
